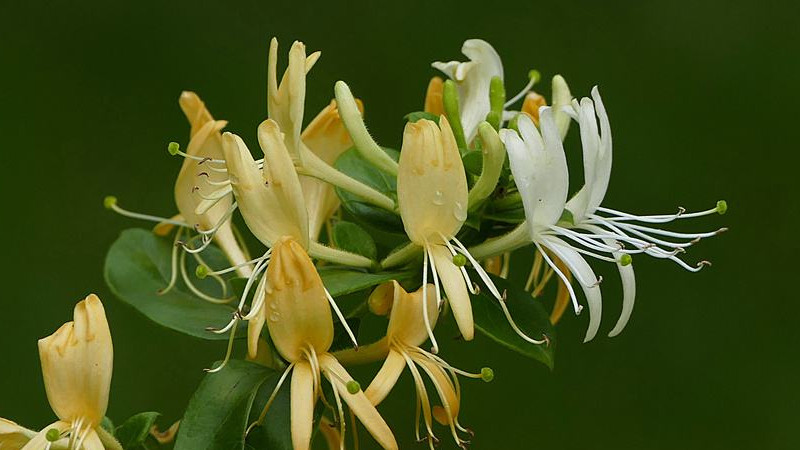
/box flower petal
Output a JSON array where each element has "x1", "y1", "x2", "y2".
[
  {"x1": 502, "y1": 111, "x2": 569, "y2": 233},
  {"x1": 429, "y1": 245, "x2": 473, "y2": 340},
  {"x1": 364, "y1": 349, "x2": 406, "y2": 406},
  {"x1": 397, "y1": 117, "x2": 468, "y2": 245},
  {"x1": 542, "y1": 237, "x2": 603, "y2": 342},
  {"x1": 319, "y1": 354, "x2": 398, "y2": 450},
  {"x1": 38, "y1": 295, "x2": 112, "y2": 426},
  {"x1": 290, "y1": 361, "x2": 315, "y2": 450},
  {"x1": 387, "y1": 282, "x2": 439, "y2": 347}
]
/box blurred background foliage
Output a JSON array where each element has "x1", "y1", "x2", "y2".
[{"x1": 1, "y1": 0, "x2": 797, "y2": 448}]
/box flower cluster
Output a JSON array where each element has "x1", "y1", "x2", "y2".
[{"x1": 97, "y1": 37, "x2": 727, "y2": 450}]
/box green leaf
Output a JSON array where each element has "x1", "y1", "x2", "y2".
[
  {"x1": 319, "y1": 268, "x2": 415, "y2": 298},
  {"x1": 332, "y1": 221, "x2": 377, "y2": 260},
  {"x1": 176, "y1": 360, "x2": 273, "y2": 450},
  {"x1": 334, "y1": 147, "x2": 403, "y2": 233},
  {"x1": 116, "y1": 412, "x2": 160, "y2": 449},
  {"x1": 404, "y1": 111, "x2": 440, "y2": 123},
  {"x1": 472, "y1": 274, "x2": 556, "y2": 369},
  {"x1": 104, "y1": 228, "x2": 239, "y2": 340}
]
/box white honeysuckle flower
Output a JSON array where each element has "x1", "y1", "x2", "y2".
[
  {"x1": 0, "y1": 295, "x2": 120, "y2": 450},
  {"x1": 432, "y1": 39, "x2": 503, "y2": 142},
  {"x1": 396, "y1": 115, "x2": 547, "y2": 352},
  {"x1": 501, "y1": 109, "x2": 604, "y2": 342},
  {"x1": 555, "y1": 87, "x2": 726, "y2": 337},
  {"x1": 337, "y1": 282, "x2": 491, "y2": 449},
  {"x1": 503, "y1": 95, "x2": 727, "y2": 341},
  {"x1": 246, "y1": 238, "x2": 398, "y2": 450}
]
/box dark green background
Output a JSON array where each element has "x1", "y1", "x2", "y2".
[{"x1": 2, "y1": 1, "x2": 796, "y2": 449}]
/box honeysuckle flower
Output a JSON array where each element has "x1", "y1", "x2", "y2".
[
  {"x1": 105, "y1": 92, "x2": 252, "y2": 302},
  {"x1": 432, "y1": 39, "x2": 503, "y2": 142},
  {"x1": 423, "y1": 76, "x2": 444, "y2": 115},
  {"x1": 0, "y1": 295, "x2": 119, "y2": 450},
  {"x1": 339, "y1": 283, "x2": 490, "y2": 449},
  {"x1": 204, "y1": 121, "x2": 354, "y2": 366},
  {"x1": 0, "y1": 419, "x2": 33, "y2": 449},
  {"x1": 396, "y1": 116, "x2": 546, "y2": 351},
  {"x1": 502, "y1": 96, "x2": 726, "y2": 341},
  {"x1": 247, "y1": 237, "x2": 397, "y2": 450},
  {"x1": 557, "y1": 87, "x2": 726, "y2": 336}
]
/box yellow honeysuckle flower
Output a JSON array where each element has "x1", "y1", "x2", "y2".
[
  {"x1": 338, "y1": 283, "x2": 490, "y2": 449},
  {"x1": 423, "y1": 77, "x2": 444, "y2": 115},
  {"x1": 248, "y1": 237, "x2": 397, "y2": 450},
  {"x1": 0, "y1": 295, "x2": 120, "y2": 450},
  {"x1": 300, "y1": 99, "x2": 362, "y2": 240},
  {"x1": 396, "y1": 116, "x2": 547, "y2": 352}
]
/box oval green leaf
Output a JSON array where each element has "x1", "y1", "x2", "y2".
[
  {"x1": 332, "y1": 221, "x2": 378, "y2": 260},
  {"x1": 472, "y1": 273, "x2": 556, "y2": 369}
]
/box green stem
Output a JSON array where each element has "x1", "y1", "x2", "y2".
[
  {"x1": 334, "y1": 81, "x2": 399, "y2": 176},
  {"x1": 299, "y1": 145, "x2": 396, "y2": 211},
  {"x1": 380, "y1": 242, "x2": 422, "y2": 269},
  {"x1": 468, "y1": 223, "x2": 530, "y2": 260}
]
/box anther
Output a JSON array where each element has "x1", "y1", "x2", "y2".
[
  {"x1": 480, "y1": 367, "x2": 494, "y2": 382},
  {"x1": 697, "y1": 260, "x2": 712, "y2": 268},
  {"x1": 501, "y1": 289, "x2": 507, "y2": 301},
  {"x1": 198, "y1": 157, "x2": 213, "y2": 165},
  {"x1": 345, "y1": 380, "x2": 361, "y2": 394},
  {"x1": 167, "y1": 141, "x2": 180, "y2": 156},
  {"x1": 592, "y1": 276, "x2": 604, "y2": 287},
  {"x1": 192, "y1": 186, "x2": 200, "y2": 193},
  {"x1": 197, "y1": 172, "x2": 209, "y2": 178}
]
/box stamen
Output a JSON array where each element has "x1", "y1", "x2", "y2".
[
  {"x1": 104, "y1": 196, "x2": 191, "y2": 228},
  {"x1": 440, "y1": 235, "x2": 477, "y2": 295},
  {"x1": 421, "y1": 242, "x2": 440, "y2": 354},
  {"x1": 179, "y1": 251, "x2": 234, "y2": 304},
  {"x1": 324, "y1": 288, "x2": 359, "y2": 350},
  {"x1": 400, "y1": 351, "x2": 436, "y2": 444},
  {"x1": 246, "y1": 363, "x2": 295, "y2": 435},
  {"x1": 536, "y1": 242, "x2": 583, "y2": 315},
  {"x1": 204, "y1": 316, "x2": 238, "y2": 373},
  {"x1": 192, "y1": 251, "x2": 228, "y2": 296},
  {"x1": 203, "y1": 252, "x2": 270, "y2": 277},
  {"x1": 504, "y1": 70, "x2": 541, "y2": 108},
  {"x1": 158, "y1": 228, "x2": 183, "y2": 295}
]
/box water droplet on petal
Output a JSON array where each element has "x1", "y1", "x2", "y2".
[
  {"x1": 432, "y1": 190, "x2": 445, "y2": 205},
  {"x1": 453, "y1": 201, "x2": 467, "y2": 221},
  {"x1": 269, "y1": 312, "x2": 281, "y2": 322}
]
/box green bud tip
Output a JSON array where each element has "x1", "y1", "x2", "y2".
[
  {"x1": 716, "y1": 200, "x2": 727, "y2": 215},
  {"x1": 195, "y1": 265, "x2": 209, "y2": 279},
  {"x1": 103, "y1": 195, "x2": 117, "y2": 210},
  {"x1": 346, "y1": 380, "x2": 361, "y2": 394},
  {"x1": 619, "y1": 254, "x2": 633, "y2": 266},
  {"x1": 167, "y1": 141, "x2": 180, "y2": 156},
  {"x1": 452, "y1": 254, "x2": 467, "y2": 267},
  {"x1": 45, "y1": 428, "x2": 61, "y2": 442},
  {"x1": 528, "y1": 69, "x2": 541, "y2": 84},
  {"x1": 481, "y1": 367, "x2": 494, "y2": 383}
]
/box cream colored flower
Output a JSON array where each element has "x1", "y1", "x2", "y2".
[
  {"x1": 300, "y1": 99, "x2": 362, "y2": 239},
  {"x1": 0, "y1": 295, "x2": 118, "y2": 450},
  {"x1": 338, "y1": 283, "x2": 489, "y2": 448},
  {"x1": 248, "y1": 237, "x2": 397, "y2": 450},
  {"x1": 397, "y1": 116, "x2": 546, "y2": 351}
]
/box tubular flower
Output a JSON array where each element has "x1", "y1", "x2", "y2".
[
  {"x1": 105, "y1": 92, "x2": 252, "y2": 300},
  {"x1": 248, "y1": 237, "x2": 397, "y2": 450},
  {"x1": 346, "y1": 283, "x2": 488, "y2": 449},
  {"x1": 502, "y1": 98, "x2": 726, "y2": 341},
  {"x1": 397, "y1": 116, "x2": 545, "y2": 351},
  {"x1": 300, "y1": 99, "x2": 362, "y2": 239},
  {"x1": 432, "y1": 39, "x2": 503, "y2": 142},
  {"x1": 0, "y1": 295, "x2": 118, "y2": 450},
  {"x1": 556, "y1": 87, "x2": 726, "y2": 337}
]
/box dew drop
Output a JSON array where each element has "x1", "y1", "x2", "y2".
[
  {"x1": 432, "y1": 190, "x2": 445, "y2": 205},
  {"x1": 453, "y1": 201, "x2": 467, "y2": 221},
  {"x1": 269, "y1": 312, "x2": 281, "y2": 322}
]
